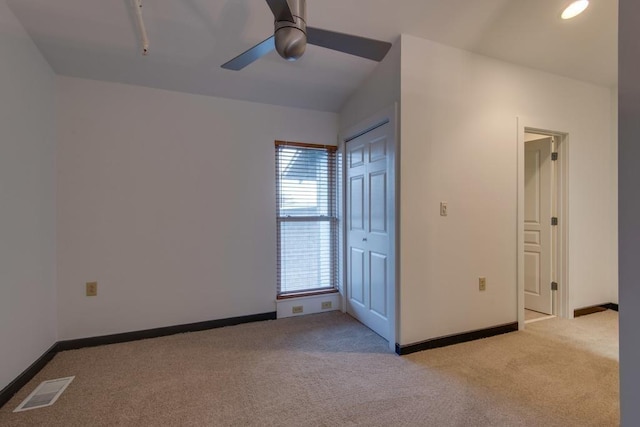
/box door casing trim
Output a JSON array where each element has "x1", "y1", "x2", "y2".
[{"x1": 517, "y1": 119, "x2": 570, "y2": 330}]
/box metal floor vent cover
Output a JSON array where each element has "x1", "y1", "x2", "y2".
[{"x1": 14, "y1": 376, "x2": 75, "y2": 412}]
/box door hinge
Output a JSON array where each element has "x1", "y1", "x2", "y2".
[
  {"x1": 551, "y1": 282, "x2": 558, "y2": 291},
  {"x1": 551, "y1": 152, "x2": 558, "y2": 161},
  {"x1": 551, "y1": 217, "x2": 558, "y2": 226}
]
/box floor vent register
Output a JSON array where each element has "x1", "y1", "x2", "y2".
[{"x1": 14, "y1": 376, "x2": 75, "y2": 412}]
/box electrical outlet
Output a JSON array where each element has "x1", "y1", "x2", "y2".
[
  {"x1": 86, "y1": 281, "x2": 98, "y2": 297},
  {"x1": 321, "y1": 301, "x2": 332, "y2": 310},
  {"x1": 292, "y1": 306, "x2": 303, "y2": 314},
  {"x1": 479, "y1": 277, "x2": 487, "y2": 291},
  {"x1": 440, "y1": 202, "x2": 448, "y2": 216}
]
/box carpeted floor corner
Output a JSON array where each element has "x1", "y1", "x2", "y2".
[{"x1": 0, "y1": 310, "x2": 619, "y2": 426}]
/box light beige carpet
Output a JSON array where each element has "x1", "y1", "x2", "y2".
[{"x1": 0, "y1": 310, "x2": 619, "y2": 426}]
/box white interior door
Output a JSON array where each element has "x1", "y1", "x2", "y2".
[
  {"x1": 524, "y1": 137, "x2": 553, "y2": 314},
  {"x1": 346, "y1": 122, "x2": 393, "y2": 341}
]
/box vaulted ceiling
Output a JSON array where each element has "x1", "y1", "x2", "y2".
[{"x1": 7, "y1": 0, "x2": 617, "y2": 111}]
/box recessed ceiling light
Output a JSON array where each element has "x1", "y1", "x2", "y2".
[{"x1": 561, "y1": 0, "x2": 589, "y2": 20}]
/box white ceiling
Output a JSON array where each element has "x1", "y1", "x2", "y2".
[{"x1": 7, "y1": 0, "x2": 617, "y2": 112}]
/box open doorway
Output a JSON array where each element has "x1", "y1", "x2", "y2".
[{"x1": 520, "y1": 128, "x2": 569, "y2": 326}]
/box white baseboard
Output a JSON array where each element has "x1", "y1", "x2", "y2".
[{"x1": 276, "y1": 293, "x2": 342, "y2": 318}]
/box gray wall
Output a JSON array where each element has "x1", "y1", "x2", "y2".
[
  {"x1": 56, "y1": 77, "x2": 338, "y2": 340},
  {"x1": 0, "y1": 0, "x2": 57, "y2": 390},
  {"x1": 398, "y1": 35, "x2": 615, "y2": 345},
  {"x1": 619, "y1": 0, "x2": 640, "y2": 424}
]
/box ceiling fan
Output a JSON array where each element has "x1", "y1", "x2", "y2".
[{"x1": 221, "y1": 0, "x2": 392, "y2": 70}]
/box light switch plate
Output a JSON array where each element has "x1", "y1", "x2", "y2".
[{"x1": 440, "y1": 202, "x2": 448, "y2": 216}]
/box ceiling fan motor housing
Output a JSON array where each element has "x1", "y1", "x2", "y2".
[
  {"x1": 274, "y1": 0, "x2": 307, "y2": 61},
  {"x1": 221, "y1": 0, "x2": 392, "y2": 70}
]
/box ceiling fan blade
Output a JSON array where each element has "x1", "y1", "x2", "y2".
[
  {"x1": 265, "y1": 0, "x2": 295, "y2": 23},
  {"x1": 306, "y1": 27, "x2": 392, "y2": 62},
  {"x1": 221, "y1": 36, "x2": 275, "y2": 70}
]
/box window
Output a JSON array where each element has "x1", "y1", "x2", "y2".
[{"x1": 275, "y1": 141, "x2": 338, "y2": 297}]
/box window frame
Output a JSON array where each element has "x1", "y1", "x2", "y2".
[{"x1": 275, "y1": 140, "x2": 339, "y2": 299}]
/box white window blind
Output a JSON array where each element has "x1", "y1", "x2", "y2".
[{"x1": 275, "y1": 141, "x2": 338, "y2": 296}]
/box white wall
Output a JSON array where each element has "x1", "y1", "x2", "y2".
[
  {"x1": 339, "y1": 38, "x2": 401, "y2": 131},
  {"x1": 399, "y1": 35, "x2": 616, "y2": 345},
  {"x1": 619, "y1": 0, "x2": 640, "y2": 423},
  {"x1": 56, "y1": 77, "x2": 337, "y2": 340},
  {"x1": 0, "y1": 1, "x2": 57, "y2": 390}
]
